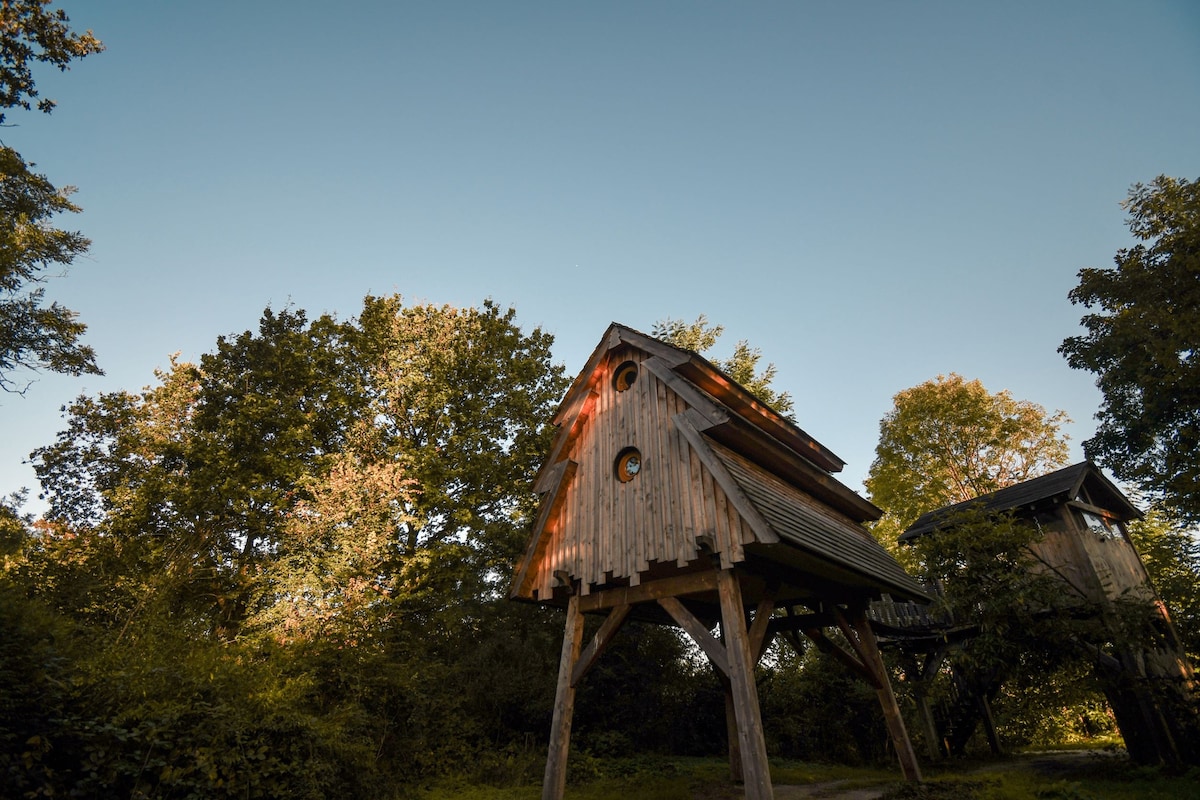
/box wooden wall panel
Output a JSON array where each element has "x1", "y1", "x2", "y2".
[{"x1": 530, "y1": 348, "x2": 754, "y2": 597}]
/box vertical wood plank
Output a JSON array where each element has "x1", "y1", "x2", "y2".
[
  {"x1": 668, "y1": 389, "x2": 691, "y2": 565},
  {"x1": 544, "y1": 595, "x2": 585, "y2": 800},
  {"x1": 717, "y1": 569, "x2": 774, "y2": 800},
  {"x1": 644, "y1": 363, "x2": 665, "y2": 566}
]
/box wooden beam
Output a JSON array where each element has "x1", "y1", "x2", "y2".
[
  {"x1": 512, "y1": 459, "x2": 578, "y2": 599},
  {"x1": 832, "y1": 606, "x2": 879, "y2": 682},
  {"x1": 674, "y1": 409, "x2": 780, "y2": 545},
  {"x1": 659, "y1": 596, "x2": 729, "y2": 676},
  {"x1": 535, "y1": 386, "x2": 596, "y2": 493},
  {"x1": 748, "y1": 596, "x2": 776, "y2": 664},
  {"x1": 571, "y1": 604, "x2": 631, "y2": 688},
  {"x1": 577, "y1": 569, "x2": 717, "y2": 613},
  {"x1": 640, "y1": 356, "x2": 730, "y2": 427},
  {"x1": 847, "y1": 608, "x2": 923, "y2": 783},
  {"x1": 900, "y1": 649, "x2": 947, "y2": 760},
  {"x1": 543, "y1": 595, "x2": 585, "y2": 800},
  {"x1": 803, "y1": 626, "x2": 877, "y2": 687},
  {"x1": 717, "y1": 568, "x2": 774, "y2": 800}
]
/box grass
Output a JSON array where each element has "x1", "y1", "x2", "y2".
[{"x1": 414, "y1": 752, "x2": 1200, "y2": 800}]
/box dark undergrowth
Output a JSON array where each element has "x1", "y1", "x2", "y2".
[{"x1": 414, "y1": 751, "x2": 1200, "y2": 800}]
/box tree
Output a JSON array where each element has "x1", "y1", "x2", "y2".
[
  {"x1": 0, "y1": 2, "x2": 103, "y2": 392},
  {"x1": 0, "y1": 146, "x2": 99, "y2": 391},
  {"x1": 32, "y1": 294, "x2": 568, "y2": 633},
  {"x1": 1060, "y1": 176, "x2": 1200, "y2": 524},
  {"x1": 0, "y1": 0, "x2": 103, "y2": 123},
  {"x1": 653, "y1": 314, "x2": 794, "y2": 417},
  {"x1": 865, "y1": 373, "x2": 1070, "y2": 549},
  {"x1": 1126, "y1": 504, "x2": 1200, "y2": 661},
  {"x1": 20, "y1": 295, "x2": 573, "y2": 792}
]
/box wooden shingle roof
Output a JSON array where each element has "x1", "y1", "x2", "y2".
[
  {"x1": 899, "y1": 461, "x2": 1141, "y2": 542},
  {"x1": 713, "y1": 443, "x2": 927, "y2": 599}
]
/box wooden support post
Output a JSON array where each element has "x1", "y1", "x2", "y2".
[
  {"x1": 977, "y1": 692, "x2": 1002, "y2": 756},
  {"x1": 902, "y1": 649, "x2": 946, "y2": 760},
  {"x1": 725, "y1": 595, "x2": 774, "y2": 784},
  {"x1": 913, "y1": 687, "x2": 942, "y2": 761},
  {"x1": 543, "y1": 594, "x2": 585, "y2": 800},
  {"x1": 719, "y1": 674, "x2": 744, "y2": 784},
  {"x1": 846, "y1": 608, "x2": 922, "y2": 783},
  {"x1": 572, "y1": 604, "x2": 630, "y2": 687},
  {"x1": 717, "y1": 568, "x2": 774, "y2": 800}
]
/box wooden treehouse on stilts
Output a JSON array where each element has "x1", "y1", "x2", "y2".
[
  {"x1": 883, "y1": 463, "x2": 1199, "y2": 766},
  {"x1": 510, "y1": 324, "x2": 929, "y2": 800}
]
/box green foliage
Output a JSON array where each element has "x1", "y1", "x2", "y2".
[
  {"x1": 0, "y1": 0, "x2": 103, "y2": 122},
  {"x1": 1125, "y1": 506, "x2": 1200, "y2": 660},
  {"x1": 573, "y1": 622, "x2": 721, "y2": 758},
  {"x1": 0, "y1": 2, "x2": 102, "y2": 392},
  {"x1": 993, "y1": 664, "x2": 1119, "y2": 749},
  {"x1": 353, "y1": 296, "x2": 568, "y2": 578},
  {"x1": 760, "y1": 643, "x2": 887, "y2": 764},
  {"x1": 905, "y1": 507, "x2": 1125, "y2": 750},
  {"x1": 1060, "y1": 176, "x2": 1200, "y2": 525},
  {"x1": 12, "y1": 295, "x2": 575, "y2": 794},
  {"x1": 865, "y1": 373, "x2": 1070, "y2": 550},
  {"x1": 0, "y1": 146, "x2": 100, "y2": 392},
  {"x1": 910, "y1": 508, "x2": 1068, "y2": 657},
  {"x1": 653, "y1": 314, "x2": 795, "y2": 418}
]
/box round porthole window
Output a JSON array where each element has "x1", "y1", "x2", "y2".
[
  {"x1": 613, "y1": 360, "x2": 638, "y2": 392},
  {"x1": 615, "y1": 447, "x2": 642, "y2": 482}
]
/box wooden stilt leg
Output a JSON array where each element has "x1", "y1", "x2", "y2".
[
  {"x1": 543, "y1": 595, "x2": 585, "y2": 800},
  {"x1": 978, "y1": 693, "x2": 1002, "y2": 755},
  {"x1": 848, "y1": 610, "x2": 922, "y2": 783},
  {"x1": 914, "y1": 687, "x2": 942, "y2": 760},
  {"x1": 903, "y1": 650, "x2": 945, "y2": 760},
  {"x1": 722, "y1": 677, "x2": 744, "y2": 783},
  {"x1": 717, "y1": 569, "x2": 774, "y2": 800}
]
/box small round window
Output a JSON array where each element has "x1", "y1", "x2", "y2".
[
  {"x1": 615, "y1": 447, "x2": 642, "y2": 482},
  {"x1": 613, "y1": 361, "x2": 638, "y2": 392}
]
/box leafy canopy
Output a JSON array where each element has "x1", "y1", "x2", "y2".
[
  {"x1": 1125, "y1": 504, "x2": 1200, "y2": 662},
  {"x1": 653, "y1": 314, "x2": 795, "y2": 418},
  {"x1": 0, "y1": 146, "x2": 99, "y2": 391},
  {"x1": 31, "y1": 296, "x2": 567, "y2": 640},
  {"x1": 0, "y1": 2, "x2": 103, "y2": 392},
  {"x1": 865, "y1": 373, "x2": 1070, "y2": 549},
  {"x1": 0, "y1": 0, "x2": 103, "y2": 122},
  {"x1": 1060, "y1": 175, "x2": 1200, "y2": 524}
]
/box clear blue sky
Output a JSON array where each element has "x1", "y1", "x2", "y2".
[{"x1": 4, "y1": 1, "x2": 1199, "y2": 509}]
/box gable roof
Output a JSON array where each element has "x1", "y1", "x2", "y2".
[
  {"x1": 899, "y1": 461, "x2": 1142, "y2": 542},
  {"x1": 512, "y1": 323, "x2": 926, "y2": 603}
]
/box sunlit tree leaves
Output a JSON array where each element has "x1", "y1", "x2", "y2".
[
  {"x1": 653, "y1": 314, "x2": 795, "y2": 417},
  {"x1": 0, "y1": 147, "x2": 99, "y2": 392},
  {"x1": 865, "y1": 373, "x2": 1070, "y2": 550},
  {"x1": 1061, "y1": 176, "x2": 1200, "y2": 524}
]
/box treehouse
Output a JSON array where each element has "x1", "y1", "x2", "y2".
[
  {"x1": 892, "y1": 462, "x2": 1197, "y2": 765},
  {"x1": 902, "y1": 462, "x2": 1156, "y2": 606},
  {"x1": 511, "y1": 324, "x2": 929, "y2": 800}
]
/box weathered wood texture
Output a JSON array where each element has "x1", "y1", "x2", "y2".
[
  {"x1": 543, "y1": 595, "x2": 584, "y2": 800},
  {"x1": 527, "y1": 347, "x2": 756, "y2": 599},
  {"x1": 717, "y1": 568, "x2": 774, "y2": 800}
]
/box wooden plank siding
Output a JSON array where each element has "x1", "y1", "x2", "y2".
[{"x1": 528, "y1": 348, "x2": 758, "y2": 600}]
